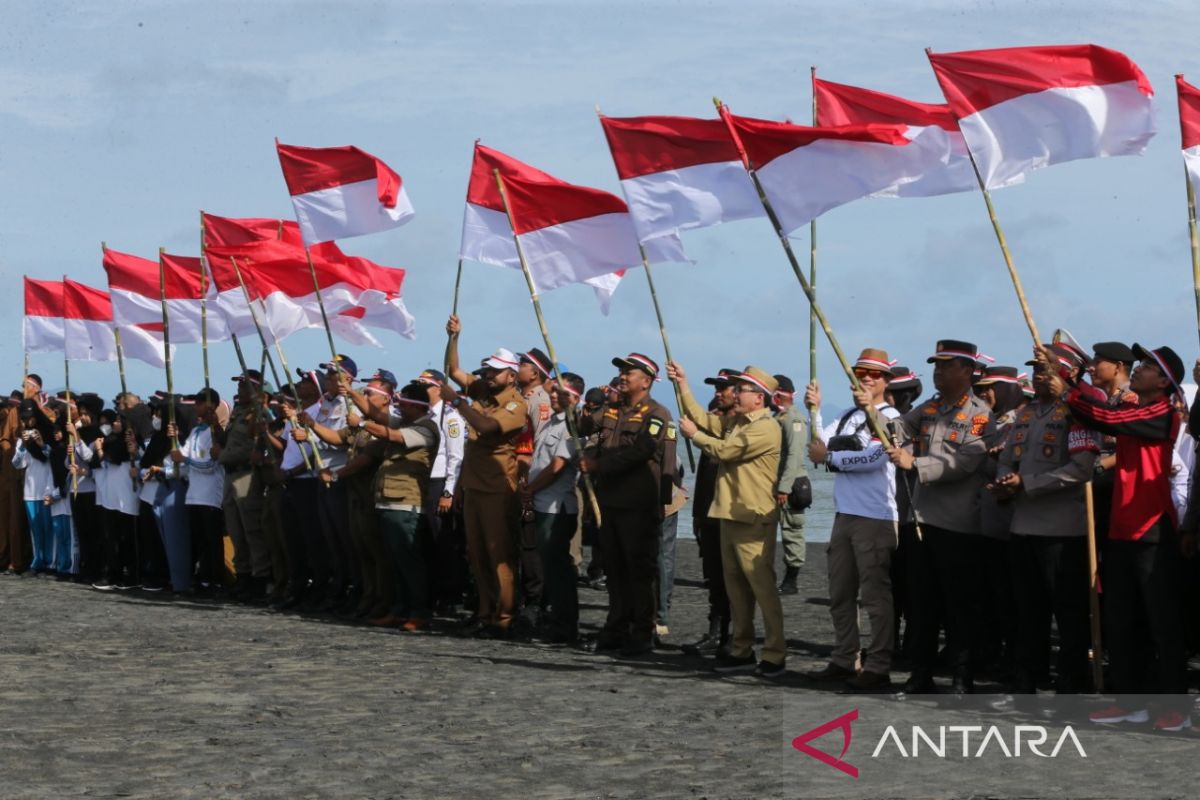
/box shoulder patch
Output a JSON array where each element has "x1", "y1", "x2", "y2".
[
  {"x1": 1068, "y1": 425, "x2": 1099, "y2": 454},
  {"x1": 504, "y1": 402, "x2": 520, "y2": 412},
  {"x1": 922, "y1": 404, "x2": 938, "y2": 415},
  {"x1": 666, "y1": 422, "x2": 676, "y2": 441},
  {"x1": 447, "y1": 420, "x2": 461, "y2": 438},
  {"x1": 648, "y1": 418, "x2": 663, "y2": 437},
  {"x1": 970, "y1": 414, "x2": 988, "y2": 436},
  {"x1": 792, "y1": 421, "x2": 804, "y2": 432}
]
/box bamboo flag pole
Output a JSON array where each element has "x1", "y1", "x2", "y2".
[
  {"x1": 60, "y1": 284, "x2": 78, "y2": 497},
  {"x1": 198, "y1": 211, "x2": 211, "y2": 390},
  {"x1": 1084, "y1": 482, "x2": 1104, "y2": 692},
  {"x1": 926, "y1": 48, "x2": 1041, "y2": 347},
  {"x1": 493, "y1": 169, "x2": 602, "y2": 526},
  {"x1": 444, "y1": 258, "x2": 464, "y2": 375},
  {"x1": 637, "y1": 245, "x2": 696, "y2": 474},
  {"x1": 1183, "y1": 160, "x2": 1200, "y2": 346},
  {"x1": 303, "y1": 246, "x2": 356, "y2": 419},
  {"x1": 101, "y1": 242, "x2": 130, "y2": 395},
  {"x1": 230, "y1": 257, "x2": 318, "y2": 473},
  {"x1": 157, "y1": 249, "x2": 180, "y2": 469},
  {"x1": 808, "y1": 66, "x2": 820, "y2": 438}
]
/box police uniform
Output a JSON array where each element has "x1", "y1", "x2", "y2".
[
  {"x1": 217, "y1": 386, "x2": 271, "y2": 584},
  {"x1": 997, "y1": 395, "x2": 1099, "y2": 693},
  {"x1": 578, "y1": 353, "x2": 673, "y2": 653},
  {"x1": 455, "y1": 372, "x2": 527, "y2": 631},
  {"x1": 774, "y1": 376, "x2": 808, "y2": 580},
  {"x1": 888, "y1": 341, "x2": 994, "y2": 690}
]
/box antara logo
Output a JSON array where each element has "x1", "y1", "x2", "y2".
[{"x1": 792, "y1": 710, "x2": 1087, "y2": 777}]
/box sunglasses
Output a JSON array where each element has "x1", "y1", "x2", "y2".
[{"x1": 853, "y1": 368, "x2": 887, "y2": 381}]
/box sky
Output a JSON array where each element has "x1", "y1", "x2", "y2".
[{"x1": 5, "y1": 0, "x2": 1200, "y2": 414}]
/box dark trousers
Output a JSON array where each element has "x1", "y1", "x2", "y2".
[
  {"x1": 892, "y1": 522, "x2": 918, "y2": 656},
  {"x1": 696, "y1": 517, "x2": 729, "y2": 625},
  {"x1": 520, "y1": 512, "x2": 544, "y2": 610},
  {"x1": 71, "y1": 492, "x2": 101, "y2": 581},
  {"x1": 316, "y1": 480, "x2": 356, "y2": 595},
  {"x1": 189, "y1": 504, "x2": 225, "y2": 588},
  {"x1": 976, "y1": 536, "x2": 1016, "y2": 670},
  {"x1": 1103, "y1": 522, "x2": 1187, "y2": 695},
  {"x1": 283, "y1": 479, "x2": 327, "y2": 597},
  {"x1": 599, "y1": 507, "x2": 660, "y2": 646},
  {"x1": 102, "y1": 508, "x2": 137, "y2": 584},
  {"x1": 380, "y1": 509, "x2": 430, "y2": 619},
  {"x1": 908, "y1": 525, "x2": 983, "y2": 679},
  {"x1": 535, "y1": 510, "x2": 579, "y2": 630},
  {"x1": 137, "y1": 500, "x2": 168, "y2": 587},
  {"x1": 1012, "y1": 534, "x2": 1090, "y2": 692},
  {"x1": 423, "y1": 478, "x2": 466, "y2": 608},
  {"x1": 0, "y1": 476, "x2": 29, "y2": 571}
]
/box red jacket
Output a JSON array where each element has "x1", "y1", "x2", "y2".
[{"x1": 1066, "y1": 388, "x2": 1179, "y2": 541}]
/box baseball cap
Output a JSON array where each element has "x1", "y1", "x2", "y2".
[
  {"x1": 319, "y1": 354, "x2": 358, "y2": 379},
  {"x1": 415, "y1": 369, "x2": 446, "y2": 386},
  {"x1": 703, "y1": 368, "x2": 740, "y2": 387},
  {"x1": 611, "y1": 352, "x2": 660, "y2": 379},
  {"x1": 368, "y1": 369, "x2": 398, "y2": 389},
  {"x1": 480, "y1": 348, "x2": 519, "y2": 372}
]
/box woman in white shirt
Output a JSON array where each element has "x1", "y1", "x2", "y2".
[
  {"x1": 67, "y1": 395, "x2": 104, "y2": 582},
  {"x1": 93, "y1": 410, "x2": 140, "y2": 590},
  {"x1": 11, "y1": 400, "x2": 54, "y2": 574},
  {"x1": 145, "y1": 398, "x2": 193, "y2": 593},
  {"x1": 171, "y1": 387, "x2": 226, "y2": 594}
]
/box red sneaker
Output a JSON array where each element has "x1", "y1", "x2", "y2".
[
  {"x1": 1152, "y1": 711, "x2": 1192, "y2": 732},
  {"x1": 1089, "y1": 705, "x2": 1149, "y2": 724}
]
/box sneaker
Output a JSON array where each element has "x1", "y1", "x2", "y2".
[
  {"x1": 655, "y1": 623, "x2": 669, "y2": 637},
  {"x1": 756, "y1": 659, "x2": 786, "y2": 678},
  {"x1": 713, "y1": 652, "x2": 758, "y2": 674},
  {"x1": 1089, "y1": 705, "x2": 1149, "y2": 725},
  {"x1": 91, "y1": 580, "x2": 115, "y2": 591},
  {"x1": 1152, "y1": 711, "x2": 1192, "y2": 732}
]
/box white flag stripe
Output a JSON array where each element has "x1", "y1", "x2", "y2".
[
  {"x1": 960, "y1": 80, "x2": 1155, "y2": 190},
  {"x1": 22, "y1": 315, "x2": 65, "y2": 354},
  {"x1": 291, "y1": 178, "x2": 415, "y2": 245},
  {"x1": 1184, "y1": 145, "x2": 1200, "y2": 199},
  {"x1": 619, "y1": 160, "x2": 762, "y2": 242},
  {"x1": 110, "y1": 289, "x2": 230, "y2": 344}
]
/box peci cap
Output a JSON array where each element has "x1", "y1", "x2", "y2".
[
  {"x1": 703, "y1": 367, "x2": 740, "y2": 387},
  {"x1": 1092, "y1": 341, "x2": 1137, "y2": 366},
  {"x1": 319, "y1": 354, "x2": 358, "y2": 379},
  {"x1": 611, "y1": 353, "x2": 660, "y2": 379},
  {"x1": 927, "y1": 339, "x2": 979, "y2": 364},
  {"x1": 518, "y1": 348, "x2": 553, "y2": 379},
  {"x1": 480, "y1": 348, "x2": 520, "y2": 372}
]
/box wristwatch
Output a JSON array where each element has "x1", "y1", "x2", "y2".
[
  {"x1": 450, "y1": 396, "x2": 463, "y2": 409},
  {"x1": 441, "y1": 490, "x2": 453, "y2": 499}
]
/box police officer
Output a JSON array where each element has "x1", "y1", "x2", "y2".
[
  {"x1": 988, "y1": 352, "x2": 1100, "y2": 708},
  {"x1": 214, "y1": 370, "x2": 272, "y2": 601},
  {"x1": 880, "y1": 340, "x2": 993, "y2": 695},
  {"x1": 772, "y1": 374, "x2": 808, "y2": 594},
  {"x1": 442, "y1": 315, "x2": 527, "y2": 639},
  {"x1": 578, "y1": 353, "x2": 674, "y2": 657}
]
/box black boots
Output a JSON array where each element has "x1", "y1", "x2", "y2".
[
  {"x1": 682, "y1": 619, "x2": 729, "y2": 656},
  {"x1": 778, "y1": 565, "x2": 800, "y2": 595}
]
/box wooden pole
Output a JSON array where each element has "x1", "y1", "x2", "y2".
[
  {"x1": 1184, "y1": 163, "x2": 1200, "y2": 347},
  {"x1": 637, "y1": 246, "x2": 696, "y2": 473},
  {"x1": 808, "y1": 65, "x2": 819, "y2": 437},
  {"x1": 444, "y1": 258, "x2": 464, "y2": 375},
  {"x1": 304, "y1": 246, "x2": 356, "y2": 418},
  {"x1": 926, "y1": 47, "x2": 1041, "y2": 347},
  {"x1": 101, "y1": 242, "x2": 129, "y2": 395},
  {"x1": 157, "y1": 249, "x2": 180, "y2": 467},
  {"x1": 493, "y1": 169, "x2": 602, "y2": 527},
  {"x1": 230, "y1": 257, "x2": 318, "y2": 472},
  {"x1": 63, "y1": 348, "x2": 77, "y2": 497},
  {"x1": 1084, "y1": 482, "x2": 1104, "y2": 693},
  {"x1": 198, "y1": 211, "x2": 211, "y2": 390}
]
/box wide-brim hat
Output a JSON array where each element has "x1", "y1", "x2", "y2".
[
  {"x1": 734, "y1": 366, "x2": 778, "y2": 396},
  {"x1": 854, "y1": 348, "x2": 895, "y2": 375},
  {"x1": 927, "y1": 339, "x2": 979, "y2": 364},
  {"x1": 612, "y1": 352, "x2": 660, "y2": 379}
]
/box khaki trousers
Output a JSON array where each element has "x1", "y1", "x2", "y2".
[
  {"x1": 463, "y1": 489, "x2": 517, "y2": 628},
  {"x1": 720, "y1": 519, "x2": 786, "y2": 665},
  {"x1": 222, "y1": 469, "x2": 270, "y2": 577},
  {"x1": 827, "y1": 513, "x2": 897, "y2": 674}
]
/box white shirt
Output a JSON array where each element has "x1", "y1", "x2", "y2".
[
  {"x1": 813, "y1": 403, "x2": 901, "y2": 522},
  {"x1": 313, "y1": 395, "x2": 348, "y2": 470},
  {"x1": 102, "y1": 457, "x2": 140, "y2": 516},
  {"x1": 13, "y1": 440, "x2": 53, "y2": 502},
  {"x1": 70, "y1": 441, "x2": 96, "y2": 494},
  {"x1": 427, "y1": 400, "x2": 465, "y2": 494},
  {"x1": 181, "y1": 423, "x2": 224, "y2": 509}
]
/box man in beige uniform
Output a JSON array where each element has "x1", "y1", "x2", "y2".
[
  {"x1": 881, "y1": 340, "x2": 993, "y2": 695},
  {"x1": 442, "y1": 315, "x2": 527, "y2": 638},
  {"x1": 670, "y1": 362, "x2": 786, "y2": 677}
]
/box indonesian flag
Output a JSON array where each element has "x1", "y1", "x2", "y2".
[
  {"x1": 598, "y1": 114, "x2": 763, "y2": 242},
  {"x1": 718, "y1": 107, "x2": 938, "y2": 233},
  {"x1": 103, "y1": 247, "x2": 230, "y2": 343},
  {"x1": 459, "y1": 142, "x2": 685, "y2": 304},
  {"x1": 813, "y1": 76, "x2": 1019, "y2": 196},
  {"x1": 1176, "y1": 75, "x2": 1200, "y2": 197},
  {"x1": 23, "y1": 278, "x2": 65, "y2": 354},
  {"x1": 343, "y1": 259, "x2": 416, "y2": 340},
  {"x1": 928, "y1": 44, "x2": 1156, "y2": 190},
  {"x1": 62, "y1": 279, "x2": 170, "y2": 367},
  {"x1": 201, "y1": 212, "x2": 347, "y2": 260},
  {"x1": 276, "y1": 142, "x2": 415, "y2": 245}
]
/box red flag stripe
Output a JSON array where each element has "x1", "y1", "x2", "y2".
[
  {"x1": 599, "y1": 115, "x2": 743, "y2": 179},
  {"x1": 276, "y1": 142, "x2": 401, "y2": 208},
  {"x1": 1177, "y1": 75, "x2": 1200, "y2": 150},
  {"x1": 62, "y1": 280, "x2": 113, "y2": 321},
  {"x1": 813, "y1": 77, "x2": 958, "y2": 131},
  {"x1": 928, "y1": 44, "x2": 1153, "y2": 119},
  {"x1": 721, "y1": 111, "x2": 911, "y2": 170},
  {"x1": 24, "y1": 278, "x2": 64, "y2": 318},
  {"x1": 103, "y1": 248, "x2": 206, "y2": 299}
]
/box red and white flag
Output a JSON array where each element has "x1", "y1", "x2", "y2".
[
  {"x1": 345, "y1": 259, "x2": 416, "y2": 340},
  {"x1": 23, "y1": 278, "x2": 65, "y2": 354},
  {"x1": 598, "y1": 114, "x2": 763, "y2": 242},
  {"x1": 813, "y1": 76, "x2": 1021, "y2": 196},
  {"x1": 201, "y1": 212, "x2": 347, "y2": 259},
  {"x1": 718, "y1": 107, "x2": 937, "y2": 233},
  {"x1": 103, "y1": 247, "x2": 229, "y2": 344},
  {"x1": 276, "y1": 142, "x2": 414, "y2": 245},
  {"x1": 459, "y1": 143, "x2": 685, "y2": 306},
  {"x1": 62, "y1": 279, "x2": 170, "y2": 367},
  {"x1": 1176, "y1": 75, "x2": 1200, "y2": 197},
  {"x1": 928, "y1": 44, "x2": 1156, "y2": 190}
]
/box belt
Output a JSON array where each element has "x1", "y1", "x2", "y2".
[{"x1": 375, "y1": 502, "x2": 422, "y2": 514}]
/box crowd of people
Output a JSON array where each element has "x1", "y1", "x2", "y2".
[{"x1": 2, "y1": 318, "x2": 1198, "y2": 731}]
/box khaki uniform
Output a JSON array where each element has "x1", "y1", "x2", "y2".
[
  {"x1": 339, "y1": 424, "x2": 392, "y2": 615},
  {"x1": 0, "y1": 406, "x2": 28, "y2": 571},
  {"x1": 997, "y1": 399, "x2": 1099, "y2": 692},
  {"x1": 889, "y1": 391, "x2": 993, "y2": 682},
  {"x1": 775, "y1": 403, "x2": 808, "y2": 567},
  {"x1": 459, "y1": 382, "x2": 526, "y2": 629},
  {"x1": 218, "y1": 404, "x2": 270, "y2": 578},
  {"x1": 682, "y1": 389, "x2": 786, "y2": 665},
  {"x1": 579, "y1": 395, "x2": 673, "y2": 648}
]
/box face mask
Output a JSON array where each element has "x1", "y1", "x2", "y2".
[
  {"x1": 152, "y1": 417, "x2": 162, "y2": 432},
  {"x1": 100, "y1": 424, "x2": 113, "y2": 436}
]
